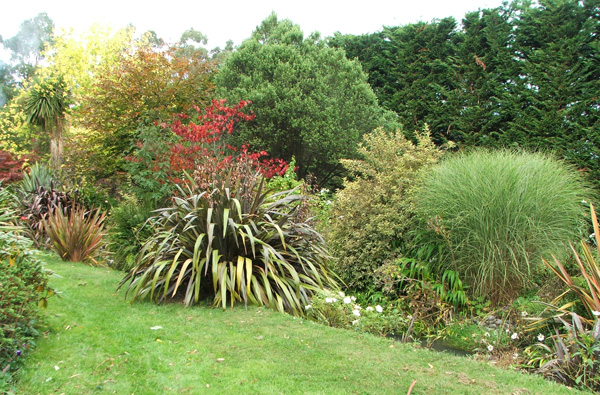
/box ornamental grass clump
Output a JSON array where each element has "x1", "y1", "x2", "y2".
[
  {"x1": 120, "y1": 161, "x2": 338, "y2": 316},
  {"x1": 417, "y1": 150, "x2": 590, "y2": 304}
]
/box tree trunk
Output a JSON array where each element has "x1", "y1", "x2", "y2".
[{"x1": 49, "y1": 117, "x2": 64, "y2": 171}]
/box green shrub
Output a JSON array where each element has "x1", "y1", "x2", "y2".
[
  {"x1": 108, "y1": 196, "x2": 156, "y2": 271},
  {"x1": 375, "y1": 257, "x2": 467, "y2": 308},
  {"x1": 43, "y1": 206, "x2": 107, "y2": 264},
  {"x1": 0, "y1": 183, "x2": 18, "y2": 231},
  {"x1": 328, "y1": 128, "x2": 444, "y2": 291},
  {"x1": 416, "y1": 149, "x2": 590, "y2": 304},
  {"x1": 120, "y1": 162, "x2": 339, "y2": 316},
  {"x1": 265, "y1": 157, "x2": 302, "y2": 194},
  {"x1": 0, "y1": 230, "x2": 51, "y2": 378}
]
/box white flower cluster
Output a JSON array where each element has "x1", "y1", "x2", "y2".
[{"x1": 312, "y1": 291, "x2": 386, "y2": 320}]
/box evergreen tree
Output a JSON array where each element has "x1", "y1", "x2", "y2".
[{"x1": 215, "y1": 13, "x2": 391, "y2": 186}]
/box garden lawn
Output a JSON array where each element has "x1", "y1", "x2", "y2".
[{"x1": 17, "y1": 256, "x2": 587, "y2": 394}]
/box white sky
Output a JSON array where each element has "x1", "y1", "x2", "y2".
[{"x1": 1, "y1": 0, "x2": 506, "y2": 51}]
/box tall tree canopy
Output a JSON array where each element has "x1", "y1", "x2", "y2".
[
  {"x1": 215, "y1": 13, "x2": 393, "y2": 186},
  {"x1": 74, "y1": 41, "x2": 216, "y2": 184},
  {"x1": 330, "y1": 0, "x2": 600, "y2": 185}
]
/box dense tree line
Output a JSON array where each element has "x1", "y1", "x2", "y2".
[
  {"x1": 1, "y1": 1, "x2": 599, "y2": 192},
  {"x1": 329, "y1": 0, "x2": 600, "y2": 185}
]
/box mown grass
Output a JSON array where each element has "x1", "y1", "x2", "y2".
[{"x1": 16, "y1": 255, "x2": 588, "y2": 394}]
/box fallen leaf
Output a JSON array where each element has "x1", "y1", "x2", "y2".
[
  {"x1": 54, "y1": 365, "x2": 60, "y2": 371},
  {"x1": 255, "y1": 335, "x2": 264, "y2": 340},
  {"x1": 428, "y1": 363, "x2": 434, "y2": 369},
  {"x1": 216, "y1": 358, "x2": 225, "y2": 363},
  {"x1": 156, "y1": 339, "x2": 164, "y2": 343},
  {"x1": 150, "y1": 326, "x2": 163, "y2": 330}
]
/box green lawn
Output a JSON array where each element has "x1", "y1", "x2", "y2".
[{"x1": 16, "y1": 256, "x2": 587, "y2": 394}]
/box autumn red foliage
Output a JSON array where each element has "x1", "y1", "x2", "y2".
[
  {"x1": 126, "y1": 100, "x2": 288, "y2": 194},
  {"x1": 0, "y1": 151, "x2": 25, "y2": 184}
]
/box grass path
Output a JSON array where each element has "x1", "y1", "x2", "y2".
[{"x1": 16, "y1": 257, "x2": 586, "y2": 394}]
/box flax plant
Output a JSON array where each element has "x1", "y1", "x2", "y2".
[
  {"x1": 120, "y1": 169, "x2": 338, "y2": 316},
  {"x1": 541, "y1": 203, "x2": 600, "y2": 323},
  {"x1": 43, "y1": 206, "x2": 107, "y2": 264}
]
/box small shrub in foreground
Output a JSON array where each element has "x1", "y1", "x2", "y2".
[
  {"x1": 524, "y1": 314, "x2": 600, "y2": 392},
  {"x1": 43, "y1": 206, "x2": 107, "y2": 264},
  {"x1": 417, "y1": 149, "x2": 589, "y2": 304},
  {"x1": 19, "y1": 181, "x2": 78, "y2": 248},
  {"x1": 0, "y1": 231, "x2": 51, "y2": 379},
  {"x1": 305, "y1": 290, "x2": 413, "y2": 338}
]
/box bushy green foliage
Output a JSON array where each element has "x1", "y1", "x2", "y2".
[
  {"x1": 0, "y1": 183, "x2": 18, "y2": 230},
  {"x1": 120, "y1": 162, "x2": 338, "y2": 316},
  {"x1": 265, "y1": 157, "x2": 302, "y2": 194},
  {"x1": 0, "y1": 230, "x2": 50, "y2": 377},
  {"x1": 215, "y1": 13, "x2": 394, "y2": 186},
  {"x1": 108, "y1": 196, "x2": 156, "y2": 271},
  {"x1": 375, "y1": 257, "x2": 467, "y2": 308},
  {"x1": 416, "y1": 150, "x2": 590, "y2": 304},
  {"x1": 43, "y1": 206, "x2": 107, "y2": 264},
  {"x1": 329, "y1": 127, "x2": 444, "y2": 291}
]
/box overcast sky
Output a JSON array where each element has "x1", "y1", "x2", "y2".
[{"x1": 2, "y1": 0, "x2": 507, "y2": 50}]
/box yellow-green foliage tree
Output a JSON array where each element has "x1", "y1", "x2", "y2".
[
  {"x1": 41, "y1": 24, "x2": 136, "y2": 107},
  {"x1": 329, "y1": 128, "x2": 445, "y2": 291},
  {"x1": 75, "y1": 42, "x2": 216, "y2": 189}
]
